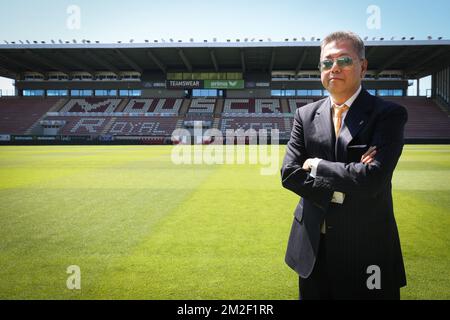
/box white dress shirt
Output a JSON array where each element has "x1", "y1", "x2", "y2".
[{"x1": 309, "y1": 86, "x2": 362, "y2": 233}]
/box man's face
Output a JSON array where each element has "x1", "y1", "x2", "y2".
[{"x1": 320, "y1": 40, "x2": 367, "y2": 98}]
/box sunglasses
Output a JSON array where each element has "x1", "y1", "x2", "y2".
[{"x1": 318, "y1": 56, "x2": 356, "y2": 71}]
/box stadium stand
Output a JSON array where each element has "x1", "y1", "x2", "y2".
[
  {"x1": 122, "y1": 98, "x2": 182, "y2": 114},
  {"x1": 386, "y1": 97, "x2": 450, "y2": 140},
  {"x1": 220, "y1": 114, "x2": 291, "y2": 136},
  {"x1": 287, "y1": 98, "x2": 315, "y2": 113},
  {"x1": 107, "y1": 116, "x2": 182, "y2": 136},
  {"x1": 42, "y1": 115, "x2": 182, "y2": 136},
  {"x1": 27, "y1": 98, "x2": 185, "y2": 138},
  {"x1": 0, "y1": 96, "x2": 449, "y2": 142},
  {"x1": 222, "y1": 99, "x2": 282, "y2": 113},
  {"x1": 0, "y1": 39, "x2": 448, "y2": 144},
  {"x1": 0, "y1": 97, "x2": 62, "y2": 134},
  {"x1": 59, "y1": 98, "x2": 122, "y2": 113},
  {"x1": 58, "y1": 98, "x2": 182, "y2": 114},
  {"x1": 187, "y1": 98, "x2": 216, "y2": 113}
]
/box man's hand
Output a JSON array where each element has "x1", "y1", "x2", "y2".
[
  {"x1": 361, "y1": 146, "x2": 377, "y2": 164},
  {"x1": 302, "y1": 158, "x2": 314, "y2": 171},
  {"x1": 302, "y1": 146, "x2": 377, "y2": 172}
]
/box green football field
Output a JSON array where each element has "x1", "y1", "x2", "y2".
[{"x1": 0, "y1": 144, "x2": 449, "y2": 300}]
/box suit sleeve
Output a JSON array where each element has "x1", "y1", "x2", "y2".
[
  {"x1": 313, "y1": 104, "x2": 408, "y2": 197},
  {"x1": 281, "y1": 107, "x2": 334, "y2": 211}
]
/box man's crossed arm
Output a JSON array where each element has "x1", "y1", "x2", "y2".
[{"x1": 281, "y1": 104, "x2": 407, "y2": 210}]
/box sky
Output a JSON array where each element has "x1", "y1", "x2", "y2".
[{"x1": 1, "y1": 0, "x2": 449, "y2": 95}]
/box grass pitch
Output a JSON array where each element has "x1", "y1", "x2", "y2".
[{"x1": 0, "y1": 145, "x2": 449, "y2": 299}]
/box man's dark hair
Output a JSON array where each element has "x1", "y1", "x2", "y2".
[{"x1": 320, "y1": 31, "x2": 366, "y2": 59}]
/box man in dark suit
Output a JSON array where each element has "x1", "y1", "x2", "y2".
[{"x1": 281, "y1": 31, "x2": 407, "y2": 300}]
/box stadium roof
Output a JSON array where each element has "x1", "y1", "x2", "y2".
[{"x1": 0, "y1": 40, "x2": 449, "y2": 79}]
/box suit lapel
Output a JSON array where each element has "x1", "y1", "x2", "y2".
[
  {"x1": 335, "y1": 89, "x2": 374, "y2": 162},
  {"x1": 314, "y1": 97, "x2": 335, "y2": 161}
]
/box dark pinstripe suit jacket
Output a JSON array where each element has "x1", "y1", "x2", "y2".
[{"x1": 281, "y1": 89, "x2": 407, "y2": 298}]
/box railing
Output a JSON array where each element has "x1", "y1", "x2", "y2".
[{"x1": 435, "y1": 95, "x2": 450, "y2": 114}]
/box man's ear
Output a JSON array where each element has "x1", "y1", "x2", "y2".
[{"x1": 361, "y1": 59, "x2": 368, "y2": 78}]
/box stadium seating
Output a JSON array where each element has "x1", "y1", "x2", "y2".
[
  {"x1": 287, "y1": 98, "x2": 315, "y2": 113},
  {"x1": 122, "y1": 98, "x2": 182, "y2": 114},
  {"x1": 222, "y1": 99, "x2": 282, "y2": 113},
  {"x1": 1, "y1": 97, "x2": 449, "y2": 141},
  {"x1": 386, "y1": 97, "x2": 450, "y2": 139},
  {"x1": 43, "y1": 115, "x2": 182, "y2": 136},
  {"x1": 59, "y1": 98, "x2": 122, "y2": 113},
  {"x1": 187, "y1": 98, "x2": 216, "y2": 113},
  {"x1": 220, "y1": 115, "x2": 290, "y2": 133},
  {"x1": 42, "y1": 116, "x2": 109, "y2": 135},
  {"x1": 184, "y1": 114, "x2": 213, "y2": 121},
  {"x1": 35, "y1": 98, "x2": 184, "y2": 137},
  {"x1": 106, "y1": 116, "x2": 181, "y2": 136},
  {"x1": 0, "y1": 97, "x2": 62, "y2": 134}
]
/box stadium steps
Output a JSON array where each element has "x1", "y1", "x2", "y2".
[
  {"x1": 48, "y1": 98, "x2": 68, "y2": 112},
  {"x1": 116, "y1": 98, "x2": 129, "y2": 112},
  {"x1": 101, "y1": 117, "x2": 117, "y2": 135},
  {"x1": 179, "y1": 99, "x2": 191, "y2": 115},
  {"x1": 280, "y1": 99, "x2": 290, "y2": 113},
  {"x1": 24, "y1": 98, "x2": 67, "y2": 135},
  {"x1": 214, "y1": 99, "x2": 224, "y2": 115},
  {"x1": 175, "y1": 118, "x2": 184, "y2": 129},
  {"x1": 284, "y1": 117, "x2": 293, "y2": 133},
  {"x1": 433, "y1": 98, "x2": 450, "y2": 116},
  {"x1": 212, "y1": 117, "x2": 221, "y2": 129}
]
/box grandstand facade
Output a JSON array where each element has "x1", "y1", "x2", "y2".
[{"x1": 0, "y1": 40, "x2": 449, "y2": 144}]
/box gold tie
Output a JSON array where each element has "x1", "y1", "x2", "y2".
[
  {"x1": 321, "y1": 104, "x2": 350, "y2": 234},
  {"x1": 333, "y1": 104, "x2": 349, "y2": 136}
]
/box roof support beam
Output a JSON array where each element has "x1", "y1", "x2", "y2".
[
  {"x1": 178, "y1": 49, "x2": 192, "y2": 72},
  {"x1": 209, "y1": 50, "x2": 219, "y2": 72},
  {"x1": 82, "y1": 50, "x2": 120, "y2": 75},
  {"x1": 295, "y1": 49, "x2": 308, "y2": 75},
  {"x1": 365, "y1": 46, "x2": 377, "y2": 60},
  {"x1": 146, "y1": 50, "x2": 166, "y2": 74},
  {"x1": 0, "y1": 65, "x2": 16, "y2": 78},
  {"x1": 24, "y1": 50, "x2": 71, "y2": 75},
  {"x1": 414, "y1": 57, "x2": 450, "y2": 78},
  {"x1": 0, "y1": 57, "x2": 18, "y2": 76},
  {"x1": 404, "y1": 48, "x2": 448, "y2": 77},
  {"x1": 240, "y1": 49, "x2": 246, "y2": 74},
  {"x1": 268, "y1": 49, "x2": 276, "y2": 74},
  {"x1": 53, "y1": 51, "x2": 96, "y2": 76},
  {"x1": 114, "y1": 49, "x2": 143, "y2": 73},
  {"x1": 0, "y1": 52, "x2": 46, "y2": 75},
  {"x1": 375, "y1": 47, "x2": 410, "y2": 77}
]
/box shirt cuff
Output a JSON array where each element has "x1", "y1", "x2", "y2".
[
  {"x1": 331, "y1": 192, "x2": 345, "y2": 204},
  {"x1": 309, "y1": 158, "x2": 321, "y2": 178}
]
